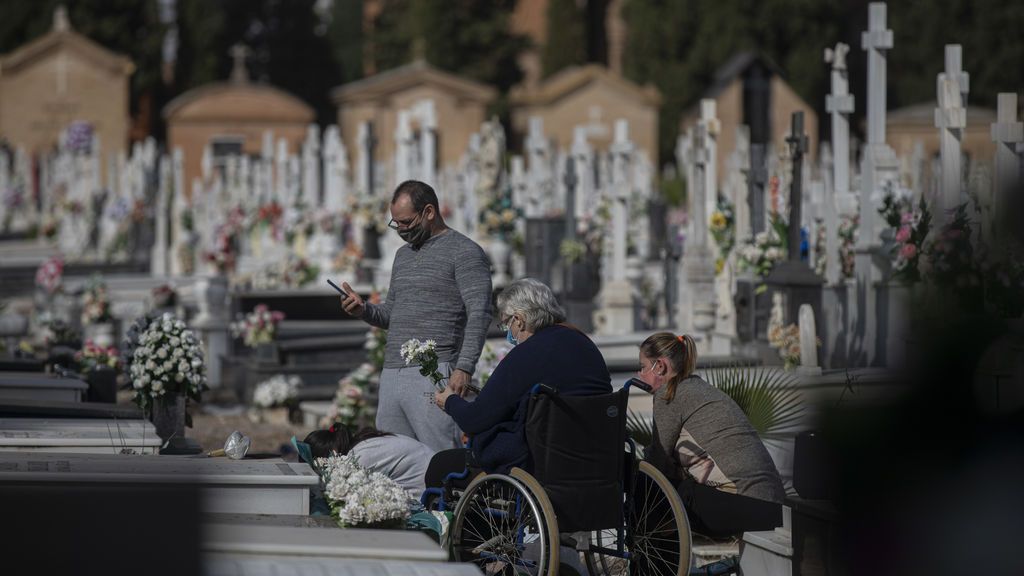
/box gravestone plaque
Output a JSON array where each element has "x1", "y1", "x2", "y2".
[
  {"x1": 0, "y1": 372, "x2": 87, "y2": 402},
  {"x1": 0, "y1": 452, "x2": 318, "y2": 515},
  {"x1": 0, "y1": 418, "x2": 161, "y2": 454}
]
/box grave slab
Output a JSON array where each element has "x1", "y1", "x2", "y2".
[
  {"x1": 0, "y1": 372, "x2": 87, "y2": 402},
  {"x1": 205, "y1": 554, "x2": 484, "y2": 576},
  {"x1": 202, "y1": 522, "x2": 447, "y2": 562},
  {"x1": 0, "y1": 398, "x2": 143, "y2": 419},
  {"x1": 0, "y1": 452, "x2": 319, "y2": 515},
  {"x1": 0, "y1": 417, "x2": 162, "y2": 454}
]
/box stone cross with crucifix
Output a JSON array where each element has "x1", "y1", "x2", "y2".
[
  {"x1": 990, "y1": 93, "x2": 1023, "y2": 243},
  {"x1": 935, "y1": 44, "x2": 970, "y2": 219},
  {"x1": 825, "y1": 42, "x2": 854, "y2": 285}
]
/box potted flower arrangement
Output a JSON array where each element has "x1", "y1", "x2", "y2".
[
  {"x1": 281, "y1": 257, "x2": 320, "y2": 288},
  {"x1": 320, "y1": 363, "x2": 379, "y2": 430},
  {"x1": 891, "y1": 197, "x2": 930, "y2": 284},
  {"x1": 127, "y1": 312, "x2": 206, "y2": 441},
  {"x1": 251, "y1": 374, "x2": 302, "y2": 425},
  {"x1": 35, "y1": 255, "x2": 64, "y2": 297},
  {"x1": 151, "y1": 283, "x2": 179, "y2": 316},
  {"x1": 81, "y1": 275, "x2": 115, "y2": 347},
  {"x1": 232, "y1": 304, "x2": 285, "y2": 362},
  {"x1": 316, "y1": 453, "x2": 411, "y2": 529},
  {"x1": 75, "y1": 339, "x2": 121, "y2": 403},
  {"x1": 738, "y1": 214, "x2": 788, "y2": 292},
  {"x1": 709, "y1": 196, "x2": 736, "y2": 275}
]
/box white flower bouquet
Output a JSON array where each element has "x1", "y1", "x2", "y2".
[
  {"x1": 315, "y1": 453, "x2": 411, "y2": 528},
  {"x1": 129, "y1": 312, "x2": 206, "y2": 412},
  {"x1": 253, "y1": 374, "x2": 301, "y2": 408},
  {"x1": 400, "y1": 338, "x2": 446, "y2": 391}
]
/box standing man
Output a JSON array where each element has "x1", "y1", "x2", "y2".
[{"x1": 340, "y1": 180, "x2": 493, "y2": 451}]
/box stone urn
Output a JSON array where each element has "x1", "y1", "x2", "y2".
[
  {"x1": 150, "y1": 395, "x2": 186, "y2": 443},
  {"x1": 194, "y1": 275, "x2": 229, "y2": 325},
  {"x1": 0, "y1": 312, "x2": 29, "y2": 352},
  {"x1": 488, "y1": 236, "x2": 511, "y2": 287}
]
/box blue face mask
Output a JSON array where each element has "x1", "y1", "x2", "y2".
[{"x1": 506, "y1": 328, "x2": 519, "y2": 346}]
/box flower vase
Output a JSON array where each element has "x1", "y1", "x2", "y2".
[
  {"x1": 254, "y1": 343, "x2": 279, "y2": 364},
  {"x1": 85, "y1": 322, "x2": 115, "y2": 348},
  {"x1": 150, "y1": 395, "x2": 186, "y2": 442},
  {"x1": 488, "y1": 237, "x2": 510, "y2": 288},
  {"x1": 86, "y1": 366, "x2": 118, "y2": 403}
]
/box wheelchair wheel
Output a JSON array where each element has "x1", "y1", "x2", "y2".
[
  {"x1": 450, "y1": 470, "x2": 560, "y2": 576},
  {"x1": 584, "y1": 461, "x2": 691, "y2": 576}
]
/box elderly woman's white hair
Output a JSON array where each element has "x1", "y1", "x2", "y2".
[{"x1": 496, "y1": 278, "x2": 566, "y2": 332}]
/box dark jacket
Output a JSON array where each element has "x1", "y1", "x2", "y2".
[{"x1": 444, "y1": 324, "x2": 612, "y2": 473}]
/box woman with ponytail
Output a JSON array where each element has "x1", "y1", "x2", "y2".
[
  {"x1": 304, "y1": 425, "x2": 435, "y2": 497},
  {"x1": 635, "y1": 332, "x2": 784, "y2": 538}
]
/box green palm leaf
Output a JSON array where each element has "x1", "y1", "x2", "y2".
[
  {"x1": 626, "y1": 409, "x2": 654, "y2": 448},
  {"x1": 704, "y1": 365, "x2": 805, "y2": 438}
]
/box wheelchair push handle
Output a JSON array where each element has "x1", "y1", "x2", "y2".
[
  {"x1": 623, "y1": 377, "x2": 653, "y2": 394},
  {"x1": 530, "y1": 383, "x2": 558, "y2": 396}
]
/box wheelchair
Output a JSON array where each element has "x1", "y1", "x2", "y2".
[{"x1": 422, "y1": 381, "x2": 692, "y2": 576}]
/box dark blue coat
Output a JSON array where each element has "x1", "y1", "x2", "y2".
[{"x1": 444, "y1": 324, "x2": 612, "y2": 473}]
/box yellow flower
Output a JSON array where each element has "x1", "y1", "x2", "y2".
[{"x1": 710, "y1": 211, "x2": 727, "y2": 230}]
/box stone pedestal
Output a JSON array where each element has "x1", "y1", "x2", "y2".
[
  {"x1": 678, "y1": 245, "x2": 717, "y2": 353},
  {"x1": 193, "y1": 275, "x2": 230, "y2": 390},
  {"x1": 593, "y1": 280, "x2": 634, "y2": 335}
]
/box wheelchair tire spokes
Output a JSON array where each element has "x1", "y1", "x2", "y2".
[
  {"x1": 451, "y1": 474, "x2": 555, "y2": 576},
  {"x1": 585, "y1": 461, "x2": 691, "y2": 576}
]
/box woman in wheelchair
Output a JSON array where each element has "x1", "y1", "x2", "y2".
[
  {"x1": 638, "y1": 332, "x2": 785, "y2": 539},
  {"x1": 433, "y1": 277, "x2": 612, "y2": 475}
]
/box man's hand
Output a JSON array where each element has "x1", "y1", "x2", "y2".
[
  {"x1": 434, "y1": 383, "x2": 458, "y2": 410},
  {"x1": 339, "y1": 282, "x2": 365, "y2": 318},
  {"x1": 448, "y1": 368, "x2": 472, "y2": 397}
]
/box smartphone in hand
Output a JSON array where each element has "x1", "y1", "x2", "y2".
[{"x1": 326, "y1": 279, "x2": 350, "y2": 299}]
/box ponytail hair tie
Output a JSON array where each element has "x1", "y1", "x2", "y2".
[
  {"x1": 677, "y1": 335, "x2": 685, "y2": 344},
  {"x1": 328, "y1": 424, "x2": 337, "y2": 433}
]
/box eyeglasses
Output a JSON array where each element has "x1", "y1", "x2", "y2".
[
  {"x1": 498, "y1": 314, "x2": 514, "y2": 332},
  {"x1": 387, "y1": 209, "x2": 424, "y2": 230}
]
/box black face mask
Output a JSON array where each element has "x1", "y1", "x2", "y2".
[{"x1": 398, "y1": 220, "x2": 431, "y2": 248}]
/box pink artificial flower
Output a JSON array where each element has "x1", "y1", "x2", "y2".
[
  {"x1": 900, "y1": 212, "x2": 914, "y2": 224},
  {"x1": 899, "y1": 243, "x2": 917, "y2": 259},
  {"x1": 895, "y1": 226, "x2": 911, "y2": 243}
]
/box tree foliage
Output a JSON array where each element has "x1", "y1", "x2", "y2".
[{"x1": 541, "y1": 0, "x2": 586, "y2": 78}]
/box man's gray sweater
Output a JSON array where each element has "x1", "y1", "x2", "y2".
[{"x1": 362, "y1": 229, "x2": 493, "y2": 374}]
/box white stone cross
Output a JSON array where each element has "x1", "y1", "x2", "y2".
[
  {"x1": 302, "y1": 124, "x2": 321, "y2": 207},
  {"x1": 699, "y1": 100, "x2": 720, "y2": 232},
  {"x1": 825, "y1": 42, "x2": 855, "y2": 285},
  {"x1": 935, "y1": 44, "x2": 970, "y2": 219},
  {"x1": 862, "y1": 3, "x2": 893, "y2": 146},
  {"x1": 990, "y1": 93, "x2": 1022, "y2": 242}
]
